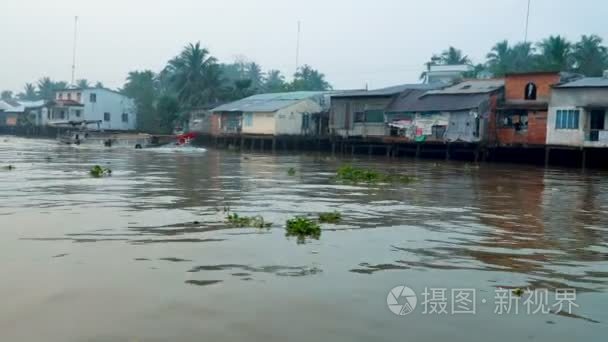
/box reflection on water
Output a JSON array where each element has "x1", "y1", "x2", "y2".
[{"x1": 0, "y1": 137, "x2": 607, "y2": 341}]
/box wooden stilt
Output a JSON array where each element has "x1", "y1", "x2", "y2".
[
  {"x1": 415, "y1": 144, "x2": 421, "y2": 159},
  {"x1": 272, "y1": 138, "x2": 276, "y2": 153},
  {"x1": 544, "y1": 147, "x2": 551, "y2": 167},
  {"x1": 445, "y1": 143, "x2": 451, "y2": 160},
  {"x1": 581, "y1": 148, "x2": 586, "y2": 170}
]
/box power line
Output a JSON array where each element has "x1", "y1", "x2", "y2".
[{"x1": 524, "y1": 0, "x2": 531, "y2": 43}]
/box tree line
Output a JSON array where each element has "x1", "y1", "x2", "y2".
[
  {"x1": 122, "y1": 42, "x2": 332, "y2": 133},
  {"x1": 1, "y1": 78, "x2": 104, "y2": 102},
  {"x1": 422, "y1": 34, "x2": 608, "y2": 80}
]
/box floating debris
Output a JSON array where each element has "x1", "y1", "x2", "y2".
[
  {"x1": 287, "y1": 167, "x2": 296, "y2": 176},
  {"x1": 2, "y1": 165, "x2": 15, "y2": 171},
  {"x1": 334, "y1": 165, "x2": 413, "y2": 184},
  {"x1": 89, "y1": 165, "x2": 112, "y2": 178},
  {"x1": 226, "y1": 213, "x2": 272, "y2": 228},
  {"x1": 512, "y1": 288, "x2": 525, "y2": 297},
  {"x1": 286, "y1": 216, "x2": 321, "y2": 241},
  {"x1": 318, "y1": 211, "x2": 342, "y2": 223}
]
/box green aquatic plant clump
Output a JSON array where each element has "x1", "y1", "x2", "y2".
[
  {"x1": 90, "y1": 165, "x2": 112, "y2": 178},
  {"x1": 2, "y1": 165, "x2": 15, "y2": 171},
  {"x1": 285, "y1": 216, "x2": 321, "y2": 240},
  {"x1": 287, "y1": 167, "x2": 296, "y2": 176},
  {"x1": 318, "y1": 211, "x2": 342, "y2": 223},
  {"x1": 335, "y1": 165, "x2": 413, "y2": 184},
  {"x1": 226, "y1": 213, "x2": 272, "y2": 228}
]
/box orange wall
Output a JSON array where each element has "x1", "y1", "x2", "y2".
[{"x1": 504, "y1": 73, "x2": 560, "y2": 101}]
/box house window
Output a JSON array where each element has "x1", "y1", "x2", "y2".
[
  {"x1": 77, "y1": 93, "x2": 81, "y2": 102},
  {"x1": 524, "y1": 82, "x2": 537, "y2": 100},
  {"x1": 59, "y1": 110, "x2": 65, "y2": 119},
  {"x1": 74, "y1": 110, "x2": 81, "y2": 118},
  {"x1": 67, "y1": 93, "x2": 72, "y2": 100},
  {"x1": 364, "y1": 110, "x2": 384, "y2": 123},
  {"x1": 243, "y1": 113, "x2": 253, "y2": 127},
  {"x1": 57, "y1": 93, "x2": 63, "y2": 100},
  {"x1": 499, "y1": 111, "x2": 528, "y2": 131},
  {"x1": 122, "y1": 113, "x2": 128, "y2": 122},
  {"x1": 104, "y1": 112, "x2": 110, "y2": 121},
  {"x1": 556, "y1": 109, "x2": 579, "y2": 129},
  {"x1": 90, "y1": 93, "x2": 97, "y2": 103},
  {"x1": 354, "y1": 112, "x2": 365, "y2": 123}
]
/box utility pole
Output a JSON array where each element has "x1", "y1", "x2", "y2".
[
  {"x1": 524, "y1": 0, "x2": 531, "y2": 43},
  {"x1": 295, "y1": 21, "x2": 301, "y2": 74},
  {"x1": 71, "y1": 16, "x2": 78, "y2": 86}
]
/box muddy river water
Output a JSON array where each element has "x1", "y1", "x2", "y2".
[{"x1": 0, "y1": 137, "x2": 607, "y2": 341}]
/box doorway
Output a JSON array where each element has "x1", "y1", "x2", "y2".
[{"x1": 589, "y1": 110, "x2": 605, "y2": 141}]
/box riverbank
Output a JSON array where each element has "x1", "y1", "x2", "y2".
[{"x1": 193, "y1": 133, "x2": 608, "y2": 170}]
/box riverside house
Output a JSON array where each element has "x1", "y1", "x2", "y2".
[
  {"x1": 492, "y1": 72, "x2": 581, "y2": 147},
  {"x1": 384, "y1": 79, "x2": 504, "y2": 143},
  {"x1": 49, "y1": 87, "x2": 137, "y2": 131},
  {"x1": 210, "y1": 92, "x2": 333, "y2": 137},
  {"x1": 547, "y1": 73, "x2": 608, "y2": 148},
  {"x1": 329, "y1": 84, "x2": 437, "y2": 138}
]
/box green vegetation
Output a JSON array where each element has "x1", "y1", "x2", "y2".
[
  {"x1": 512, "y1": 288, "x2": 525, "y2": 297},
  {"x1": 2, "y1": 165, "x2": 15, "y2": 171},
  {"x1": 420, "y1": 34, "x2": 608, "y2": 81},
  {"x1": 318, "y1": 211, "x2": 342, "y2": 224},
  {"x1": 89, "y1": 165, "x2": 112, "y2": 178},
  {"x1": 287, "y1": 167, "x2": 296, "y2": 176},
  {"x1": 285, "y1": 216, "x2": 321, "y2": 240},
  {"x1": 335, "y1": 165, "x2": 413, "y2": 184},
  {"x1": 226, "y1": 213, "x2": 272, "y2": 228}
]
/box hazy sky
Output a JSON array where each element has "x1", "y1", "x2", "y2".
[{"x1": 1, "y1": 0, "x2": 607, "y2": 93}]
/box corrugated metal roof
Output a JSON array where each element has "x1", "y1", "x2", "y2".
[
  {"x1": 386, "y1": 89, "x2": 491, "y2": 112},
  {"x1": 211, "y1": 91, "x2": 329, "y2": 112},
  {"x1": 425, "y1": 79, "x2": 504, "y2": 95},
  {"x1": 554, "y1": 77, "x2": 608, "y2": 88},
  {"x1": 331, "y1": 84, "x2": 438, "y2": 98}
]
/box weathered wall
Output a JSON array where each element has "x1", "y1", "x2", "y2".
[
  {"x1": 330, "y1": 96, "x2": 393, "y2": 137},
  {"x1": 495, "y1": 110, "x2": 547, "y2": 146},
  {"x1": 275, "y1": 99, "x2": 322, "y2": 135},
  {"x1": 505, "y1": 73, "x2": 559, "y2": 101},
  {"x1": 548, "y1": 88, "x2": 608, "y2": 147},
  {"x1": 82, "y1": 89, "x2": 136, "y2": 131},
  {"x1": 242, "y1": 112, "x2": 275, "y2": 135}
]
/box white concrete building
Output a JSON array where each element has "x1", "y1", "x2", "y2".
[
  {"x1": 49, "y1": 87, "x2": 136, "y2": 131},
  {"x1": 425, "y1": 64, "x2": 473, "y2": 85},
  {"x1": 547, "y1": 74, "x2": 608, "y2": 148}
]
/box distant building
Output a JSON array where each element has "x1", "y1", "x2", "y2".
[
  {"x1": 0, "y1": 99, "x2": 46, "y2": 127},
  {"x1": 385, "y1": 79, "x2": 504, "y2": 143},
  {"x1": 330, "y1": 84, "x2": 438, "y2": 138},
  {"x1": 49, "y1": 87, "x2": 136, "y2": 131},
  {"x1": 425, "y1": 64, "x2": 473, "y2": 84},
  {"x1": 547, "y1": 72, "x2": 608, "y2": 147},
  {"x1": 210, "y1": 91, "x2": 337, "y2": 136}
]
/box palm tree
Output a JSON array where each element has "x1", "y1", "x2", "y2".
[
  {"x1": 536, "y1": 35, "x2": 572, "y2": 71},
  {"x1": 95, "y1": 81, "x2": 105, "y2": 88},
  {"x1": 439, "y1": 46, "x2": 471, "y2": 65},
  {"x1": 572, "y1": 35, "x2": 608, "y2": 76},
  {"x1": 263, "y1": 69, "x2": 287, "y2": 92},
  {"x1": 245, "y1": 62, "x2": 264, "y2": 90},
  {"x1": 165, "y1": 42, "x2": 221, "y2": 108},
  {"x1": 76, "y1": 79, "x2": 90, "y2": 88},
  {"x1": 486, "y1": 40, "x2": 512, "y2": 76},
  {"x1": 37, "y1": 77, "x2": 55, "y2": 101},
  {"x1": 290, "y1": 65, "x2": 331, "y2": 91},
  {"x1": 19, "y1": 83, "x2": 38, "y2": 101},
  {"x1": 1, "y1": 90, "x2": 13, "y2": 101},
  {"x1": 510, "y1": 42, "x2": 536, "y2": 73},
  {"x1": 122, "y1": 70, "x2": 159, "y2": 131}
]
